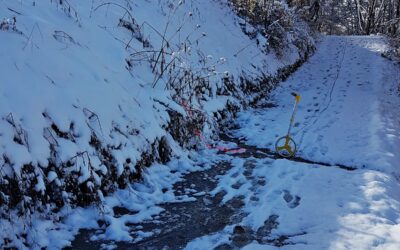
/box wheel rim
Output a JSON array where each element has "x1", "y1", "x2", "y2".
[{"x1": 275, "y1": 136, "x2": 297, "y2": 158}]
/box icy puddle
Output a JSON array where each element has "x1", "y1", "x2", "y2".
[{"x1": 68, "y1": 160, "x2": 247, "y2": 249}]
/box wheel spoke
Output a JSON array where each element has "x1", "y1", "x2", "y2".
[{"x1": 286, "y1": 145, "x2": 294, "y2": 156}]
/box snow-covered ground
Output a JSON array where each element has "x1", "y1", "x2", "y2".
[
  {"x1": 233, "y1": 36, "x2": 400, "y2": 175},
  {"x1": 2, "y1": 0, "x2": 399, "y2": 249},
  {"x1": 0, "y1": 0, "x2": 313, "y2": 249},
  {"x1": 188, "y1": 36, "x2": 400, "y2": 249},
  {"x1": 0, "y1": 0, "x2": 308, "y2": 194}
]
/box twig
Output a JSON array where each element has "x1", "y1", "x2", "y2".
[
  {"x1": 83, "y1": 108, "x2": 104, "y2": 136},
  {"x1": 23, "y1": 22, "x2": 42, "y2": 50},
  {"x1": 94, "y1": 2, "x2": 134, "y2": 21}
]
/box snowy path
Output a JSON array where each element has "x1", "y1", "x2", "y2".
[
  {"x1": 208, "y1": 36, "x2": 400, "y2": 249},
  {"x1": 233, "y1": 36, "x2": 400, "y2": 174},
  {"x1": 69, "y1": 160, "x2": 247, "y2": 249},
  {"x1": 69, "y1": 36, "x2": 400, "y2": 249}
]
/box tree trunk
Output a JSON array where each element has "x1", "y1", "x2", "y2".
[
  {"x1": 355, "y1": 0, "x2": 365, "y2": 34},
  {"x1": 365, "y1": 0, "x2": 377, "y2": 34}
]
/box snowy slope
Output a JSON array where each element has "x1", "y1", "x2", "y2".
[
  {"x1": 0, "y1": 0, "x2": 314, "y2": 249},
  {"x1": 188, "y1": 35, "x2": 400, "y2": 249},
  {"x1": 0, "y1": 0, "x2": 311, "y2": 201}
]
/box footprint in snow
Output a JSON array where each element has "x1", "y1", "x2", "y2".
[
  {"x1": 292, "y1": 172, "x2": 303, "y2": 181},
  {"x1": 320, "y1": 145, "x2": 329, "y2": 156},
  {"x1": 283, "y1": 190, "x2": 301, "y2": 208},
  {"x1": 278, "y1": 171, "x2": 288, "y2": 179},
  {"x1": 308, "y1": 147, "x2": 317, "y2": 158}
]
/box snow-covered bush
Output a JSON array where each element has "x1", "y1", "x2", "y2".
[
  {"x1": 230, "y1": 0, "x2": 314, "y2": 58},
  {"x1": 0, "y1": 17, "x2": 19, "y2": 32}
]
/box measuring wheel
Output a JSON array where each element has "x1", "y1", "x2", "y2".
[
  {"x1": 275, "y1": 135, "x2": 297, "y2": 158},
  {"x1": 274, "y1": 92, "x2": 301, "y2": 158}
]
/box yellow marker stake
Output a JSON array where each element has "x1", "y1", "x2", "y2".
[{"x1": 275, "y1": 92, "x2": 300, "y2": 158}]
